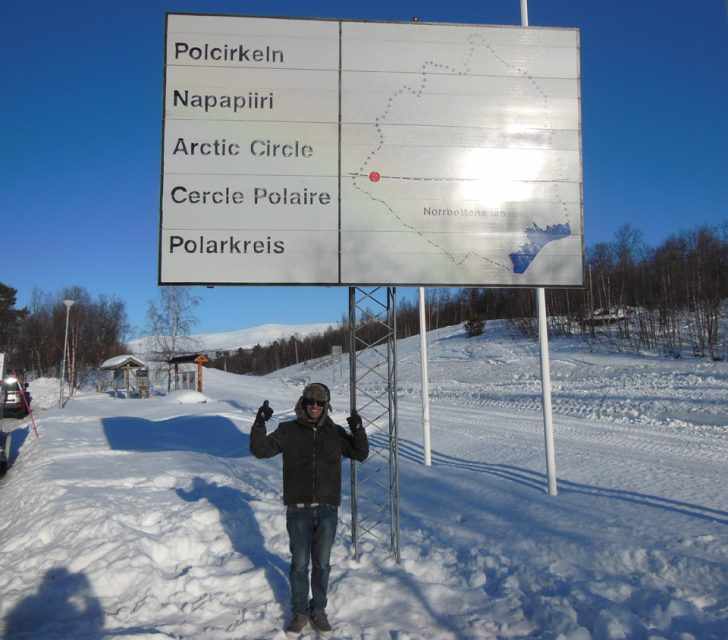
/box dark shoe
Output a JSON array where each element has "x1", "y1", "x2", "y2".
[
  {"x1": 285, "y1": 613, "x2": 308, "y2": 633},
  {"x1": 310, "y1": 610, "x2": 332, "y2": 632}
]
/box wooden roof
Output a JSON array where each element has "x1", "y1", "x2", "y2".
[{"x1": 167, "y1": 353, "x2": 206, "y2": 365}]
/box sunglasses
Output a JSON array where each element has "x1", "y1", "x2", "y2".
[{"x1": 303, "y1": 399, "x2": 326, "y2": 408}]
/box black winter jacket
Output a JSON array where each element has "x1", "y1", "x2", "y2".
[{"x1": 250, "y1": 407, "x2": 369, "y2": 506}]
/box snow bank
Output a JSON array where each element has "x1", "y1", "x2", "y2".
[
  {"x1": 1, "y1": 325, "x2": 727, "y2": 638},
  {"x1": 165, "y1": 390, "x2": 210, "y2": 404},
  {"x1": 26, "y1": 377, "x2": 61, "y2": 412}
]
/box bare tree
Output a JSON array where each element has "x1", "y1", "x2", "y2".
[
  {"x1": 146, "y1": 287, "x2": 200, "y2": 388},
  {"x1": 9, "y1": 286, "x2": 128, "y2": 383}
]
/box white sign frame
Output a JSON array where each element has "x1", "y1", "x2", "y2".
[{"x1": 160, "y1": 13, "x2": 584, "y2": 287}]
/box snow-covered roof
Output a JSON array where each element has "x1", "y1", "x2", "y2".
[{"x1": 100, "y1": 354, "x2": 146, "y2": 370}]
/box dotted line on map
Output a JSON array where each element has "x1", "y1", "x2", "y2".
[{"x1": 349, "y1": 32, "x2": 572, "y2": 269}]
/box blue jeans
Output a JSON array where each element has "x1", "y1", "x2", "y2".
[{"x1": 286, "y1": 504, "x2": 338, "y2": 615}]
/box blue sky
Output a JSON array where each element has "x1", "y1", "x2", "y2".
[{"x1": 2, "y1": 0, "x2": 727, "y2": 336}]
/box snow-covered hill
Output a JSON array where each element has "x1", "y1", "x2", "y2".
[
  {"x1": 1, "y1": 322, "x2": 727, "y2": 639},
  {"x1": 128, "y1": 322, "x2": 335, "y2": 355}
]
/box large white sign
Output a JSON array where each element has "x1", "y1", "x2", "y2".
[{"x1": 160, "y1": 14, "x2": 583, "y2": 286}]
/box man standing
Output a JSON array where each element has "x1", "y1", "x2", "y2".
[{"x1": 251, "y1": 382, "x2": 369, "y2": 634}]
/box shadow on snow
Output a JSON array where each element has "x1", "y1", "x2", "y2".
[
  {"x1": 369, "y1": 432, "x2": 728, "y2": 526},
  {"x1": 102, "y1": 415, "x2": 250, "y2": 458},
  {"x1": 4, "y1": 567, "x2": 105, "y2": 640},
  {"x1": 176, "y1": 477, "x2": 290, "y2": 614}
]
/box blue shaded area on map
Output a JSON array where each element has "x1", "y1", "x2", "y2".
[{"x1": 509, "y1": 223, "x2": 571, "y2": 274}]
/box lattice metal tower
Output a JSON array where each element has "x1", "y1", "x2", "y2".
[{"x1": 346, "y1": 287, "x2": 400, "y2": 562}]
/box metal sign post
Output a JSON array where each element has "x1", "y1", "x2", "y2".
[
  {"x1": 521, "y1": 0, "x2": 559, "y2": 497},
  {"x1": 348, "y1": 287, "x2": 400, "y2": 562},
  {"x1": 348, "y1": 289, "x2": 359, "y2": 558},
  {"x1": 418, "y1": 288, "x2": 432, "y2": 466}
]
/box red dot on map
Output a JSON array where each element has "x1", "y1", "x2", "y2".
[{"x1": 369, "y1": 171, "x2": 381, "y2": 183}]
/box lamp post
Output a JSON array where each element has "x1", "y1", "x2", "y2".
[{"x1": 59, "y1": 299, "x2": 75, "y2": 408}]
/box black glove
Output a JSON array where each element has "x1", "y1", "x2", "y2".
[
  {"x1": 347, "y1": 412, "x2": 363, "y2": 431},
  {"x1": 256, "y1": 400, "x2": 273, "y2": 423}
]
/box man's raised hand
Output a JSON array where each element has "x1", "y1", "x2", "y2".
[
  {"x1": 346, "y1": 411, "x2": 363, "y2": 431},
  {"x1": 257, "y1": 400, "x2": 274, "y2": 423}
]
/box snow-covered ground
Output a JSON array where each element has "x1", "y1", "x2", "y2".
[
  {"x1": 128, "y1": 322, "x2": 334, "y2": 355},
  {"x1": 1, "y1": 321, "x2": 727, "y2": 639}
]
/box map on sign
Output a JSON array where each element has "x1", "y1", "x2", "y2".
[
  {"x1": 339, "y1": 22, "x2": 582, "y2": 286},
  {"x1": 160, "y1": 15, "x2": 583, "y2": 287}
]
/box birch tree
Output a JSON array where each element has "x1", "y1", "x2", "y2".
[{"x1": 146, "y1": 287, "x2": 200, "y2": 387}]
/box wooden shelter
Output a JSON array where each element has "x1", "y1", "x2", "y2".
[{"x1": 100, "y1": 355, "x2": 148, "y2": 397}]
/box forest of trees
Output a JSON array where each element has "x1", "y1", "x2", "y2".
[
  {"x1": 541, "y1": 223, "x2": 728, "y2": 359},
  {"x1": 0, "y1": 285, "x2": 129, "y2": 390},
  {"x1": 210, "y1": 223, "x2": 728, "y2": 375},
  {"x1": 2, "y1": 221, "x2": 726, "y2": 384}
]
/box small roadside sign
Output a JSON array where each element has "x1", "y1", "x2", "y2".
[{"x1": 194, "y1": 354, "x2": 209, "y2": 393}]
